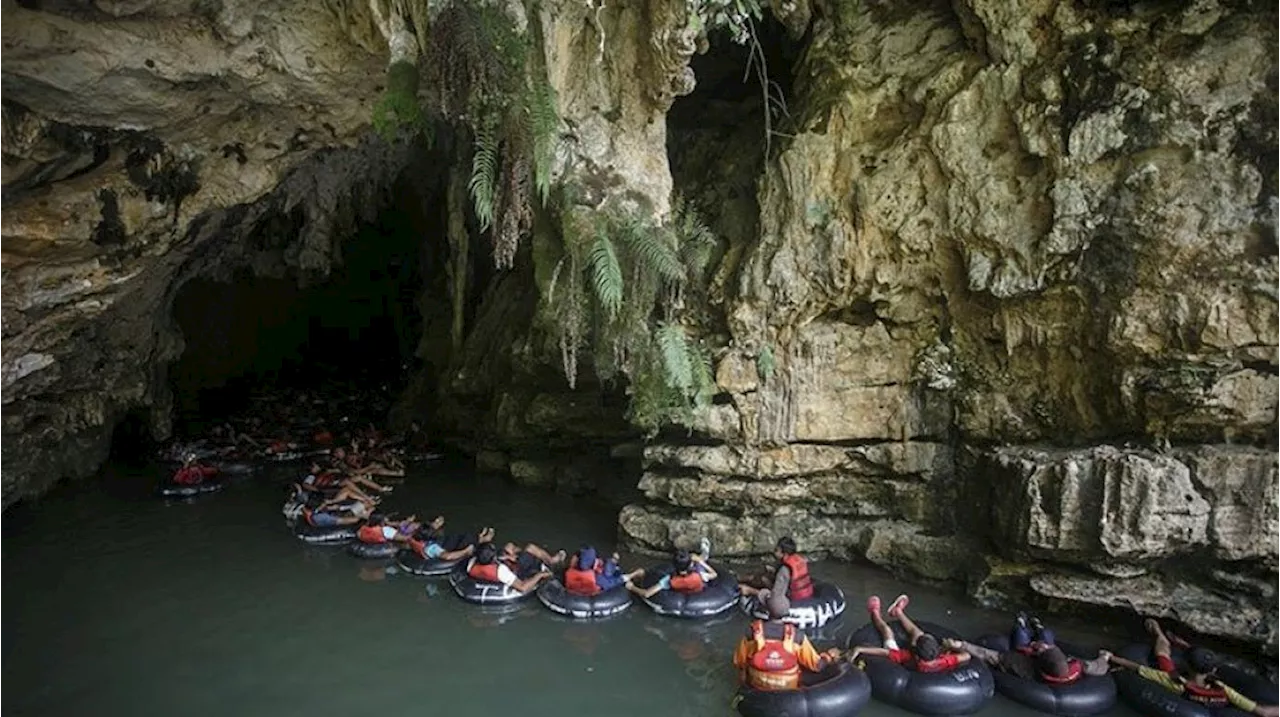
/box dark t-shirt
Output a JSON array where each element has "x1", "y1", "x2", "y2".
[{"x1": 997, "y1": 650, "x2": 1037, "y2": 681}]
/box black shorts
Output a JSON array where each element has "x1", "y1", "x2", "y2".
[{"x1": 514, "y1": 552, "x2": 542, "y2": 579}]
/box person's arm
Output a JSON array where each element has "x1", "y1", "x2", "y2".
[
  {"x1": 693, "y1": 556, "x2": 718, "y2": 581},
  {"x1": 1099, "y1": 650, "x2": 1144, "y2": 672},
  {"x1": 795, "y1": 637, "x2": 839, "y2": 672},
  {"x1": 1219, "y1": 684, "x2": 1269, "y2": 716},
  {"x1": 512, "y1": 570, "x2": 551, "y2": 594},
  {"x1": 943, "y1": 638, "x2": 1001, "y2": 665},
  {"x1": 771, "y1": 565, "x2": 790, "y2": 597},
  {"x1": 732, "y1": 638, "x2": 752, "y2": 670},
  {"x1": 1100, "y1": 651, "x2": 1182, "y2": 692},
  {"x1": 1078, "y1": 653, "x2": 1111, "y2": 676},
  {"x1": 946, "y1": 651, "x2": 971, "y2": 666},
  {"x1": 848, "y1": 645, "x2": 892, "y2": 661},
  {"x1": 438, "y1": 544, "x2": 475, "y2": 561}
]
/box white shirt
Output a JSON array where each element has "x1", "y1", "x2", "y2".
[{"x1": 495, "y1": 563, "x2": 518, "y2": 587}]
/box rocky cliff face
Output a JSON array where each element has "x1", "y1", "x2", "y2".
[
  {"x1": 619, "y1": 0, "x2": 1277, "y2": 652},
  {"x1": 2, "y1": 0, "x2": 1275, "y2": 653}
]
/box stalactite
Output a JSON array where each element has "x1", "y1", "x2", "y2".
[{"x1": 446, "y1": 159, "x2": 470, "y2": 357}]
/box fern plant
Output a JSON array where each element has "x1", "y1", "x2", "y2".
[
  {"x1": 421, "y1": 1, "x2": 560, "y2": 269},
  {"x1": 538, "y1": 193, "x2": 720, "y2": 435}
]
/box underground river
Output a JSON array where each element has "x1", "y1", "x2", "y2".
[{"x1": 2, "y1": 457, "x2": 1146, "y2": 717}]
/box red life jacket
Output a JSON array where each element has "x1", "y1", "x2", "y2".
[
  {"x1": 1184, "y1": 681, "x2": 1229, "y2": 707},
  {"x1": 913, "y1": 654, "x2": 959, "y2": 673},
  {"x1": 781, "y1": 554, "x2": 814, "y2": 601},
  {"x1": 670, "y1": 571, "x2": 705, "y2": 593},
  {"x1": 173, "y1": 466, "x2": 207, "y2": 485},
  {"x1": 1039, "y1": 659, "x2": 1083, "y2": 685},
  {"x1": 746, "y1": 621, "x2": 802, "y2": 691},
  {"x1": 314, "y1": 431, "x2": 333, "y2": 445},
  {"x1": 469, "y1": 561, "x2": 500, "y2": 583},
  {"x1": 357, "y1": 525, "x2": 387, "y2": 544},
  {"x1": 564, "y1": 557, "x2": 602, "y2": 596}
]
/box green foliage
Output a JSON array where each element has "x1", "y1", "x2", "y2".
[
  {"x1": 539, "y1": 195, "x2": 720, "y2": 435},
  {"x1": 468, "y1": 118, "x2": 500, "y2": 232},
  {"x1": 422, "y1": 1, "x2": 561, "y2": 268},
  {"x1": 371, "y1": 61, "x2": 429, "y2": 142},
  {"x1": 756, "y1": 343, "x2": 775, "y2": 382}
]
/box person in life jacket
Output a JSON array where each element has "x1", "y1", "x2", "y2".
[
  {"x1": 356, "y1": 513, "x2": 420, "y2": 545},
  {"x1": 739, "y1": 537, "x2": 815, "y2": 611},
  {"x1": 173, "y1": 454, "x2": 218, "y2": 485},
  {"x1": 941, "y1": 613, "x2": 1110, "y2": 684},
  {"x1": 407, "y1": 520, "x2": 494, "y2": 561},
  {"x1": 847, "y1": 594, "x2": 972, "y2": 672},
  {"x1": 302, "y1": 505, "x2": 364, "y2": 529},
  {"x1": 466, "y1": 541, "x2": 554, "y2": 594},
  {"x1": 562, "y1": 545, "x2": 645, "y2": 596},
  {"x1": 625, "y1": 550, "x2": 719, "y2": 599},
  {"x1": 733, "y1": 594, "x2": 842, "y2": 691},
  {"x1": 1101, "y1": 619, "x2": 1278, "y2": 716}
]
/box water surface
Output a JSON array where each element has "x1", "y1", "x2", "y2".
[{"x1": 3, "y1": 458, "x2": 1142, "y2": 716}]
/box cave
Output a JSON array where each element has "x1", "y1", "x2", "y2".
[
  {"x1": 666, "y1": 16, "x2": 801, "y2": 310},
  {"x1": 144, "y1": 167, "x2": 460, "y2": 456}
]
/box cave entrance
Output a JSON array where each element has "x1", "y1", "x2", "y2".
[
  {"x1": 666, "y1": 15, "x2": 801, "y2": 307},
  {"x1": 163, "y1": 178, "x2": 446, "y2": 445}
]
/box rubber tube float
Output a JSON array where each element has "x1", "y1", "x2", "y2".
[
  {"x1": 537, "y1": 577, "x2": 633, "y2": 620},
  {"x1": 1114, "y1": 643, "x2": 1278, "y2": 717},
  {"x1": 734, "y1": 661, "x2": 872, "y2": 717},
  {"x1": 740, "y1": 580, "x2": 847, "y2": 631},
  {"x1": 449, "y1": 559, "x2": 543, "y2": 606},
  {"x1": 974, "y1": 634, "x2": 1116, "y2": 716},
  {"x1": 634, "y1": 562, "x2": 740, "y2": 619},
  {"x1": 348, "y1": 541, "x2": 399, "y2": 559},
  {"x1": 293, "y1": 522, "x2": 357, "y2": 545},
  {"x1": 846, "y1": 620, "x2": 995, "y2": 716},
  {"x1": 395, "y1": 550, "x2": 462, "y2": 577},
  {"x1": 157, "y1": 475, "x2": 224, "y2": 498}
]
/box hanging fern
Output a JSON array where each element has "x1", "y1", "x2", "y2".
[
  {"x1": 469, "y1": 118, "x2": 500, "y2": 232},
  {"x1": 588, "y1": 230, "x2": 624, "y2": 318},
  {"x1": 657, "y1": 322, "x2": 695, "y2": 393},
  {"x1": 527, "y1": 75, "x2": 559, "y2": 204},
  {"x1": 535, "y1": 194, "x2": 721, "y2": 432}
]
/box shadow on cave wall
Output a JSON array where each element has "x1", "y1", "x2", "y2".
[{"x1": 158, "y1": 174, "x2": 453, "y2": 443}]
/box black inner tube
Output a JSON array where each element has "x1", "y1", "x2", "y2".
[
  {"x1": 734, "y1": 660, "x2": 873, "y2": 717},
  {"x1": 536, "y1": 577, "x2": 633, "y2": 620},
  {"x1": 634, "y1": 562, "x2": 740, "y2": 619},
  {"x1": 846, "y1": 620, "x2": 995, "y2": 716},
  {"x1": 974, "y1": 633, "x2": 1117, "y2": 717}
]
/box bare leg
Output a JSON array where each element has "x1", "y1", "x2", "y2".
[
  {"x1": 522, "y1": 543, "x2": 567, "y2": 567},
  {"x1": 1146, "y1": 618, "x2": 1173, "y2": 661},
  {"x1": 346, "y1": 475, "x2": 390, "y2": 493},
  {"x1": 897, "y1": 610, "x2": 926, "y2": 645},
  {"x1": 867, "y1": 597, "x2": 896, "y2": 647}
]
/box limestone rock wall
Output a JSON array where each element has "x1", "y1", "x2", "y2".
[
  {"x1": 1, "y1": 0, "x2": 402, "y2": 504},
  {"x1": 621, "y1": 0, "x2": 1278, "y2": 652}
]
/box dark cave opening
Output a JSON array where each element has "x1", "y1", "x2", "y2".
[
  {"x1": 666, "y1": 17, "x2": 801, "y2": 309},
  {"x1": 156, "y1": 176, "x2": 453, "y2": 450}
]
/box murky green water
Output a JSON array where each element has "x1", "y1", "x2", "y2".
[{"x1": 3, "y1": 458, "x2": 1142, "y2": 716}]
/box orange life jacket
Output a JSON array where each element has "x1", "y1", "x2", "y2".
[
  {"x1": 469, "y1": 561, "x2": 500, "y2": 583},
  {"x1": 669, "y1": 571, "x2": 705, "y2": 593},
  {"x1": 357, "y1": 525, "x2": 387, "y2": 544},
  {"x1": 564, "y1": 557, "x2": 602, "y2": 596},
  {"x1": 746, "y1": 621, "x2": 802, "y2": 691},
  {"x1": 781, "y1": 554, "x2": 814, "y2": 601},
  {"x1": 1039, "y1": 659, "x2": 1083, "y2": 685},
  {"x1": 1184, "y1": 680, "x2": 1229, "y2": 707}
]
